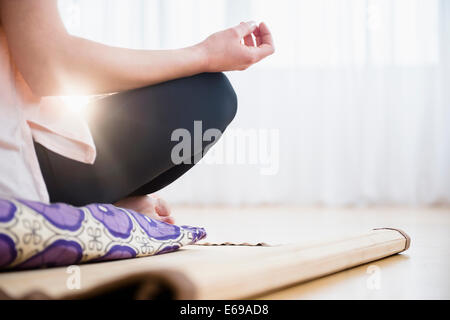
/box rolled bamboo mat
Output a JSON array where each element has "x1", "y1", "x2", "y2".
[{"x1": 0, "y1": 228, "x2": 410, "y2": 300}]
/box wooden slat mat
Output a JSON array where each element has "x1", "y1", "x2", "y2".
[{"x1": 0, "y1": 228, "x2": 410, "y2": 300}]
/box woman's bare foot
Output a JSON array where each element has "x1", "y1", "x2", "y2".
[{"x1": 114, "y1": 194, "x2": 175, "y2": 224}]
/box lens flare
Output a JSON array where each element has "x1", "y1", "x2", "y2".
[{"x1": 60, "y1": 96, "x2": 91, "y2": 116}]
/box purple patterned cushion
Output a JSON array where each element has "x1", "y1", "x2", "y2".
[{"x1": 0, "y1": 198, "x2": 206, "y2": 270}]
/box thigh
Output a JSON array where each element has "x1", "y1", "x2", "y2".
[{"x1": 37, "y1": 73, "x2": 237, "y2": 206}]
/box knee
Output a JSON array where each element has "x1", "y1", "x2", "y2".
[{"x1": 198, "y1": 73, "x2": 238, "y2": 129}]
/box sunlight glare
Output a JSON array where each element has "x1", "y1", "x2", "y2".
[{"x1": 60, "y1": 95, "x2": 91, "y2": 116}]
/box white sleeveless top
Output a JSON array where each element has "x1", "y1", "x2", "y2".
[{"x1": 0, "y1": 27, "x2": 96, "y2": 203}]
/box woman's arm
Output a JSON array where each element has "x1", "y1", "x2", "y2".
[{"x1": 0, "y1": 0, "x2": 274, "y2": 96}]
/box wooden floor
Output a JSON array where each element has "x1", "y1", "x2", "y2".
[{"x1": 174, "y1": 205, "x2": 450, "y2": 300}]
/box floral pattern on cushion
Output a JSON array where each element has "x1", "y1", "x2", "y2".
[{"x1": 0, "y1": 198, "x2": 206, "y2": 270}]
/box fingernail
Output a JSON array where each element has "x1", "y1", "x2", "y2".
[{"x1": 247, "y1": 21, "x2": 257, "y2": 28}]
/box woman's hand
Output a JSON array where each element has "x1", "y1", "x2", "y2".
[{"x1": 199, "y1": 21, "x2": 275, "y2": 72}]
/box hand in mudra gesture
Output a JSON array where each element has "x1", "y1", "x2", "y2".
[{"x1": 199, "y1": 21, "x2": 275, "y2": 72}]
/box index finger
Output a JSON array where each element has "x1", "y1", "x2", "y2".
[{"x1": 233, "y1": 21, "x2": 258, "y2": 38}]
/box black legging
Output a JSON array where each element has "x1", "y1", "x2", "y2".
[{"x1": 34, "y1": 73, "x2": 237, "y2": 206}]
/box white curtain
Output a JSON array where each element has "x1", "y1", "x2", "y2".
[{"x1": 59, "y1": 0, "x2": 450, "y2": 206}]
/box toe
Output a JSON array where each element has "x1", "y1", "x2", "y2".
[
  {"x1": 154, "y1": 198, "x2": 171, "y2": 217},
  {"x1": 162, "y1": 216, "x2": 175, "y2": 225},
  {"x1": 149, "y1": 194, "x2": 174, "y2": 224}
]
